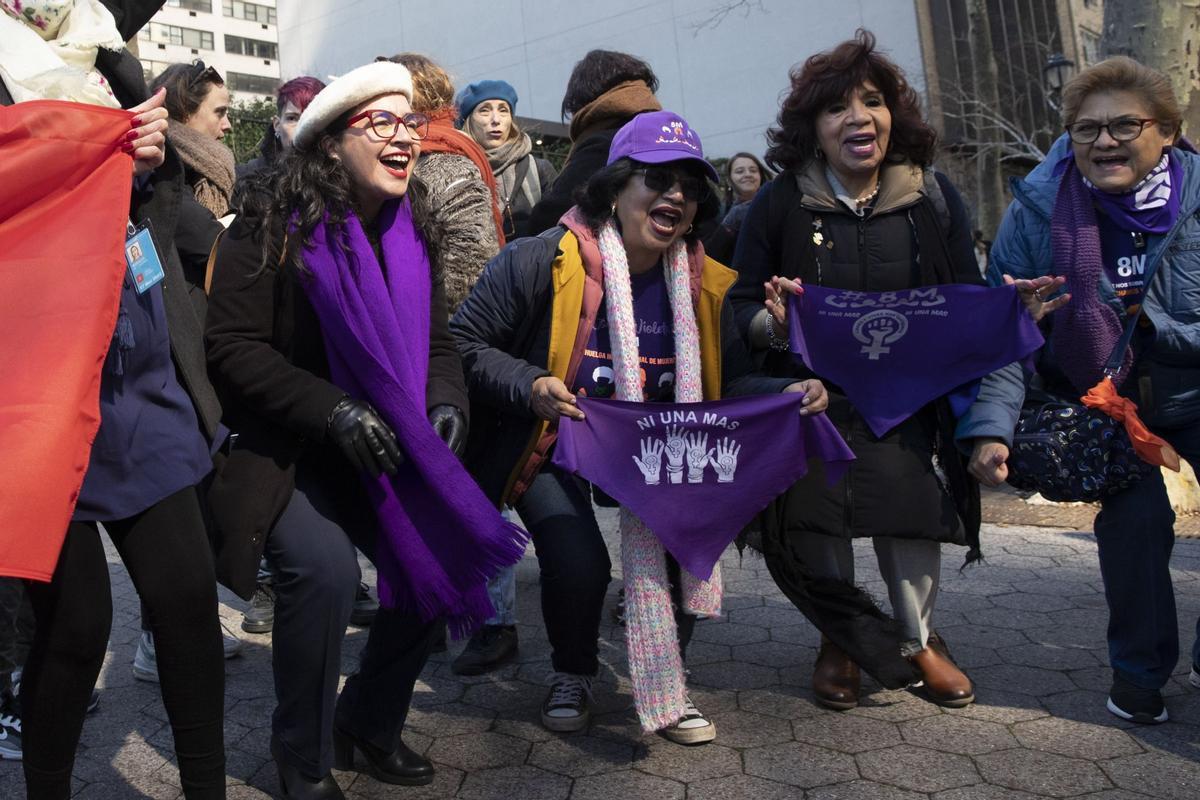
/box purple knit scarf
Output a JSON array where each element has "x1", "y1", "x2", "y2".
[
  {"x1": 1050, "y1": 158, "x2": 1134, "y2": 393},
  {"x1": 298, "y1": 198, "x2": 527, "y2": 636}
]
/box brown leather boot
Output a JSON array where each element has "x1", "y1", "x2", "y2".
[
  {"x1": 910, "y1": 635, "x2": 975, "y2": 708},
  {"x1": 813, "y1": 638, "x2": 861, "y2": 710}
]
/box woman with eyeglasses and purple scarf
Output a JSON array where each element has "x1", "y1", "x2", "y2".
[
  {"x1": 990, "y1": 56, "x2": 1200, "y2": 726},
  {"x1": 451, "y1": 110, "x2": 828, "y2": 744},
  {"x1": 205, "y1": 61, "x2": 526, "y2": 799}
]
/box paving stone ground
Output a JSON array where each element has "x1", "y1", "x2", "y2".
[{"x1": 2, "y1": 496, "x2": 1199, "y2": 799}]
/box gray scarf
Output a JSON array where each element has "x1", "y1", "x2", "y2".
[
  {"x1": 167, "y1": 120, "x2": 236, "y2": 218},
  {"x1": 487, "y1": 132, "x2": 539, "y2": 211}
]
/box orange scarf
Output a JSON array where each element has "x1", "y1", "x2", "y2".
[
  {"x1": 1082, "y1": 378, "x2": 1181, "y2": 471},
  {"x1": 0, "y1": 100, "x2": 133, "y2": 580},
  {"x1": 419, "y1": 107, "x2": 505, "y2": 246}
]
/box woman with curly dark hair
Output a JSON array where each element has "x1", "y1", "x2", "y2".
[
  {"x1": 205, "y1": 61, "x2": 525, "y2": 798},
  {"x1": 730, "y1": 30, "x2": 1024, "y2": 711},
  {"x1": 452, "y1": 111, "x2": 827, "y2": 743}
]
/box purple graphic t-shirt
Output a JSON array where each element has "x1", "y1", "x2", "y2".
[
  {"x1": 574, "y1": 263, "x2": 676, "y2": 401},
  {"x1": 1098, "y1": 210, "x2": 1148, "y2": 314}
]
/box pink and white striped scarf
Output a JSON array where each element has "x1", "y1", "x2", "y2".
[{"x1": 596, "y1": 219, "x2": 722, "y2": 732}]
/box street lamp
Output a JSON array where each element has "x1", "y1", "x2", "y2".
[{"x1": 1042, "y1": 53, "x2": 1076, "y2": 113}]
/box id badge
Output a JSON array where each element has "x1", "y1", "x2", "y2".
[{"x1": 124, "y1": 222, "x2": 165, "y2": 294}]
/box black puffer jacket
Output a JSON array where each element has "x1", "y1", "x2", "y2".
[{"x1": 731, "y1": 161, "x2": 983, "y2": 547}]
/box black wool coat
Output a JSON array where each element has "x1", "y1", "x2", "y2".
[{"x1": 204, "y1": 209, "x2": 469, "y2": 598}]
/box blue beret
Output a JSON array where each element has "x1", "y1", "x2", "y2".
[{"x1": 455, "y1": 79, "x2": 518, "y2": 126}]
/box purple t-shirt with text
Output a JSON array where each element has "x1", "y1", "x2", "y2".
[
  {"x1": 1098, "y1": 210, "x2": 1148, "y2": 314},
  {"x1": 574, "y1": 263, "x2": 676, "y2": 401}
]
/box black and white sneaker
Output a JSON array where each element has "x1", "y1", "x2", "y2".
[
  {"x1": 1107, "y1": 676, "x2": 1168, "y2": 724},
  {"x1": 541, "y1": 673, "x2": 593, "y2": 732},
  {"x1": 1190, "y1": 663, "x2": 1199, "y2": 690},
  {"x1": 659, "y1": 695, "x2": 716, "y2": 745},
  {"x1": 0, "y1": 692, "x2": 21, "y2": 761}
]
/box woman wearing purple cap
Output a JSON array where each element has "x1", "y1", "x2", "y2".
[
  {"x1": 991, "y1": 57, "x2": 1200, "y2": 725},
  {"x1": 451, "y1": 110, "x2": 828, "y2": 743}
]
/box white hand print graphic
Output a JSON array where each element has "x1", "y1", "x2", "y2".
[
  {"x1": 663, "y1": 424, "x2": 686, "y2": 484},
  {"x1": 709, "y1": 437, "x2": 741, "y2": 483},
  {"x1": 631, "y1": 437, "x2": 666, "y2": 485},
  {"x1": 685, "y1": 431, "x2": 714, "y2": 483}
]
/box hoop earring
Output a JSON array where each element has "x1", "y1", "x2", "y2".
[
  {"x1": 686, "y1": 224, "x2": 694, "y2": 235},
  {"x1": 814, "y1": 146, "x2": 824, "y2": 161},
  {"x1": 610, "y1": 201, "x2": 618, "y2": 217}
]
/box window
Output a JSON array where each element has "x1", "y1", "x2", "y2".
[
  {"x1": 142, "y1": 22, "x2": 214, "y2": 50},
  {"x1": 225, "y1": 34, "x2": 278, "y2": 60},
  {"x1": 167, "y1": 0, "x2": 212, "y2": 11},
  {"x1": 227, "y1": 71, "x2": 278, "y2": 95},
  {"x1": 222, "y1": 0, "x2": 277, "y2": 25},
  {"x1": 1080, "y1": 29, "x2": 1102, "y2": 66}
]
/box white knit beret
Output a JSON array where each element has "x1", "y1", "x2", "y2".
[{"x1": 293, "y1": 61, "x2": 414, "y2": 151}]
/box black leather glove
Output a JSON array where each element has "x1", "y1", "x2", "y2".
[
  {"x1": 326, "y1": 398, "x2": 404, "y2": 478},
  {"x1": 428, "y1": 404, "x2": 468, "y2": 457}
]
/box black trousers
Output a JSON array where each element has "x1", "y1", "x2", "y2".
[
  {"x1": 514, "y1": 464, "x2": 695, "y2": 677},
  {"x1": 22, "y1": 486, "x2": 225, "y2": 799},
  {"x1": 266, "y1": 465, "x2": 438, "y2": 779}
]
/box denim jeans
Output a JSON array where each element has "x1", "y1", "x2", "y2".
[
  {"x1": 514, "y1": 464, "x2": 695, "y2": 677},
  {"x1": 1095, "y1": 421, "x2": 1200, "y2": 689},
  {"x1": 484, "y1": 508, "x2": 519, "y2": 626}
]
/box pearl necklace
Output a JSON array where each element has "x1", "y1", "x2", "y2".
[{"x1": 855, "y1": 183, "x2": 880, "y2": 208}]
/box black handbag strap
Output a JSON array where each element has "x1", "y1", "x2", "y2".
[{"x1": 1101, "y1": 212, "x2": 1191, "y2": 377}]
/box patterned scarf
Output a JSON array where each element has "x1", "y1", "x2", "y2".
[
  {"x1": 596, "y1": 219, "x2": 721, "y2": 732},
  {"x1": 0, "y1": 0, "x2": 124, "y2": 107},
  {"x1": 1084, "y1": 151, "x2": 1182, "y2": 235}
]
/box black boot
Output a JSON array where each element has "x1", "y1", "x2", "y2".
[
  {"x1": 271, "y1": 736, "x2": 344, "y2": 800},
  {"x1": 450, "y1": 624, "x2": 518, "y2": 676},
  {"x1": 332, "y1": 726, "x2": 434, "y2": 786}
]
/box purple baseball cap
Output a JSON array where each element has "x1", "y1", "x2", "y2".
[{"x1": 607, "y1": 111, "x2": 720, "y2": 184}]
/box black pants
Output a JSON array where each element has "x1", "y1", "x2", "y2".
[
  {"x1": 0, "y1": 577, "x2": 34, "y2": 692},
  {"x1": 266, "y1": 465, "x2": 438, "y2": 779},
  {"x1": 514, "y1": 464, "x2": 695, "y2": 677},
  {"x1": 22, "y1": 486, "x2": 225, "y2": 800}
]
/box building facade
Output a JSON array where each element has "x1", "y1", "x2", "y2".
[
  {"x1": 135, "y1": 0, "x2": 281, "y2": 102},
  {"x1": 274, "y1": 0, "x2": 926, "y2": 159}
]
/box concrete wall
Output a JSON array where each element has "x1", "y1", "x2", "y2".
[{"x1": 276, "y1": 0, "x2": 925, "y2": 158}]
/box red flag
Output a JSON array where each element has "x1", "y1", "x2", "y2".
[{"x1": 0, "y1": 100, "x2": 133, "y2": 580}]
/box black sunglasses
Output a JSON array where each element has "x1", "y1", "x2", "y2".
[
  {"x1": 634, "y1": 165, "x2": 710, "y2": 202},
  {"x1": 188, "y1": 60, "x2": 223, "y2": 88}
]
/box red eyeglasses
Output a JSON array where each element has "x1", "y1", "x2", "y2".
[{"x1": 345, "y1": 109, "x2": 430, "y2": 141}]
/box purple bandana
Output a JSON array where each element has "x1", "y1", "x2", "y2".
[
  {"x1": 1080, "y1": 150, "x2": 1183, "y2": 235},
  {"x1": 552, "y1": 394, "x2": 855, "y2": 580},
  {"x1": 789, "y1": 284, "x2": 1044, "y2": 437},
  {"x1": 298, "y1": 199, "x2": 527, "y2": 636}
]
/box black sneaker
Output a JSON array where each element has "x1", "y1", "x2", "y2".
[
  {"x1": 350, "y1": 582, "x2": 378, "y2": 627},
  {"x1": 1107, "y1": 675, "x2": 1168, "y2": 724},
  {"x1": 451, "y1": 625, "x2": 518, "y2": 676},
  {"x1": 241, "y1": 582, "x2": 275, "y2": 634},
  {"x1": 0, "y1": 691, "x2": 21, "y2": 761},
  {"x1": 541, "y1": 673, "x2": 593, "y2": 732}
]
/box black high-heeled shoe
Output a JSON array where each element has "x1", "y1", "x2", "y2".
[
  {"x1": 332, "y1": 726, "x2": 435, "y2": 786},
  {"x1": 271, "y1": 736, "x2": 345, "y2": 800}
]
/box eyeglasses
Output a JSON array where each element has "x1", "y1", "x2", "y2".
[
  {"x1": 345, "y1": 109, "x2": 430, "y2": 141},
  {"x1": 1065, "y1": 117, "x2": 1159, "y2": 145},
  {"x1": 634, "y1": 165, "x2": 710, "y2": 202},
  {"x1": 188, "y1": 60, "x2": 223, "y2": 89}
]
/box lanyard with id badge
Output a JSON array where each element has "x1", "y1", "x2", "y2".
[{"x1": 125, "y1": 220, "x2": 165, "y2": 293}]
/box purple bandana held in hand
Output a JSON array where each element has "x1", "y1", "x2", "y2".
[
  {"x1": 789, "y1": 284, "x2": 1044, "y2": 437},
  {"x1": 552, "y1": 393, "x2": 855, "y2": 580},
  {"x1": 298, "y1": 198, "x2": 528, "y2": 637}
]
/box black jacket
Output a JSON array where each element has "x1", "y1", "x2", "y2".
[
  {"x1": 1, "y1": 1, "x2": 222, "y2": 443},
  {"x1": 731, "y1": 162, "x2": 982, "y2": 547},
  {"x1": 526, "y1": 127, "x2": 617, "y2": 233},
  {"x1": 204, "y1": 211, "x2": 468, "y2": 597}
]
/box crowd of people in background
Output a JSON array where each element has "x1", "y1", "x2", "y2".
[{"x1": 1, "y1": 2, "x2": 1199, "y2": 799}]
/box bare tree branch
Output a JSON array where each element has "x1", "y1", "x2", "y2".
[{"x1": 689, "y1": 0, "x2": 766, "y2": 35}]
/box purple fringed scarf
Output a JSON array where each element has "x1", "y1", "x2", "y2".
[
  {"x1": 1050, "y1": 158, "x2": 1135, "y2": 393},
  {"x1": 298, "y1": 198, "x2": 528, "y2": 637}
]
